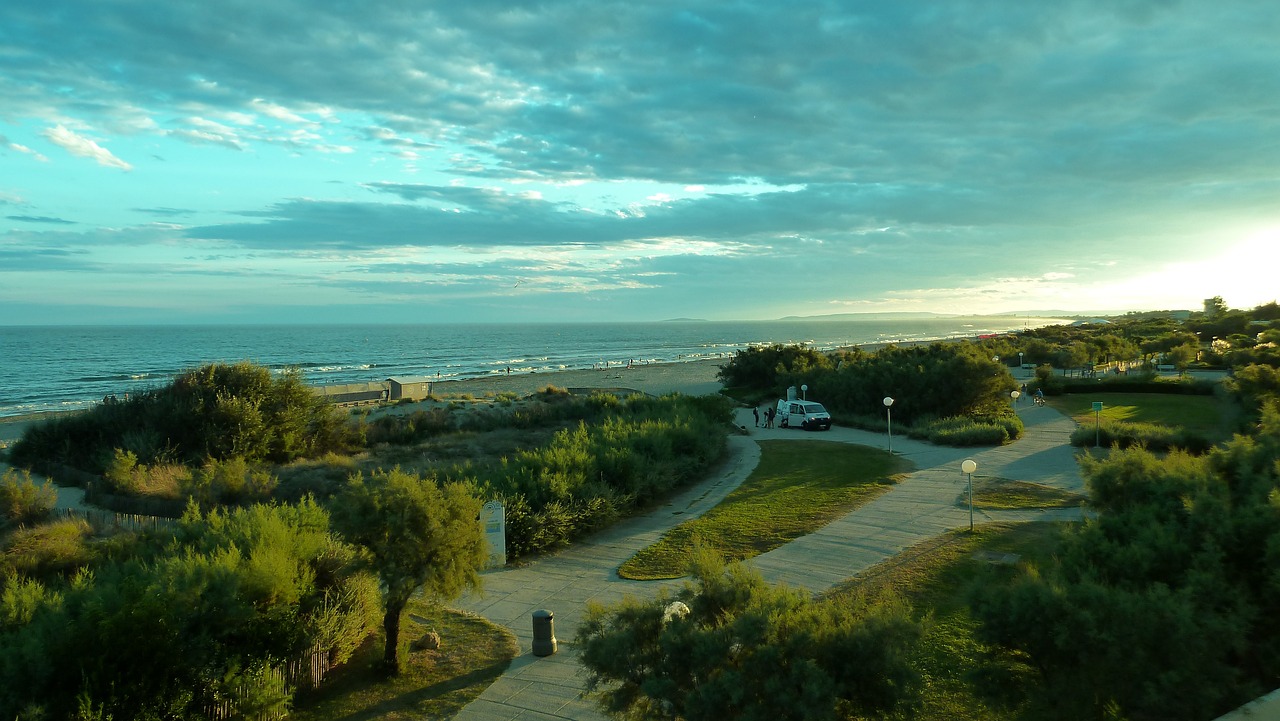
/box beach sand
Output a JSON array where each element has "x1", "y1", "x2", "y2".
[{"x1": 429, "y1": 357, "x2": 727, "y2": 399}]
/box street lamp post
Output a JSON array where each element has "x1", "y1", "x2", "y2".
[
  {"x1": 961, "y1": 459, "x2": 977, "y2": 531},
  {"x1": 1010, "y1": 389, "x2": 1021, "y2": 410},
  {"x1": 801, "y1": 384, "x2": 808, "y2": 400},
  {"x1": 883, "y1": 396, "x2": 895, "y2": 453},
  {"x1": 1018, "y1": 352, "x2": 1024, "y2": 373}
]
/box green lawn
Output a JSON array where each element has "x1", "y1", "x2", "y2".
[
  {"x1": 1047, "y1": 392, "x2": 1230, "y2": 440},
  {"x1": 618, "y1": 439, "x2": 909, "y2": 579},
  {"x1": 289, "y1": 600, "x2": 517, "y2": 721},
  {"x1": 968, "y1": 478, "x2": 1085, "y2": 510},
  {"x1": 824, "y1": 522, "x2": 1069, "y2": 720}
]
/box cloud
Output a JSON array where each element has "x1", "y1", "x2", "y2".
[
  {"x1": 5, "y1": 215, "x2": 77, "y2": 225},
  {"x1": 0, "y1": 134, "x2": 50, "y2": 162},
  {"x1": 2, "y1": 2, "x2": 1278, "y2": 321},
  {"x1": 131, "y1": 207, "x2": 198, "y2": 218},
  {"x1": 41, "y1": 125, "x2": 133, "y2": 170}
]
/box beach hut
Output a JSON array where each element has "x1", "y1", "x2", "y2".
[
  {"x1": 313, "y1": 381, "x2": 388, "y2": 405},
  {"x1": 387, "y1": 376, "x2": 433, "y2": 401}
]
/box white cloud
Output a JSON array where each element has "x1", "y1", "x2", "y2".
[
  {"x1": 41, "y1": 124, "x2": 133, "y2": 170},
  {"x1": 3, "y1": 2, "x2": 1279, "y2": 322},
  {"x1": 251, "y1": 99, "x2": 317, "y2": 125},
  {"x1": 1, "y1": 135, "x2": 50, "y2": 162}
]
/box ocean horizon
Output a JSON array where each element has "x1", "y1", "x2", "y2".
[{"x1": 0, "y1": 317, "x2": 1063, "y2": 418}]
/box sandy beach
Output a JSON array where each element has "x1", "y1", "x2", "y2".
[{"x1": 425, "y1": 357, "x2": 727, "y2": 399}]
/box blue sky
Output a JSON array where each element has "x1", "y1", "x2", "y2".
[{"x1": 1, "y1": 1, "x2": 1276, "y2": 324}]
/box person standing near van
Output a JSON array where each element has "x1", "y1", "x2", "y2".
[
  {"x1": 766, "y1": 407, "x2": 776, "y2": 428},
  {"x1": 752, "y1": 406, "x2": 760, "y2": 427}
]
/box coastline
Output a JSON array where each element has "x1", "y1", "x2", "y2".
[
  {"x1": 0, "y1": 358, "x2": 730, "y2": 447},
  {"x1": 1, "y1": 317, "x2": 1065, "y2": 420},
  {"x1": 420, "y1": 356, "x2": 727, "y2": 399},
  {"x1": 0, "y1": 330, "x2": 1028, "y2": 442}
]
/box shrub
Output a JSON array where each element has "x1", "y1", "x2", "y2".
[
  {"x1": 927, "y1": 419, "x2": 1010, "y2": 446},
  {"x1": 273, "y1": 454, "x2": 357, "y2": 503},
  {"x1": 9, "y1": 362, "x2": 355, "y2": 474},
  {"x1": 365, "y1": 408, "x2": 455, "y2": 445},
  {"x1": 482, "y1": 394, "x2": 732, "y2": 562},
  {"x1": 101, "y1": 448, "x2": 189, "y2": 499},
  {"x1": 1056, "y1": 375, "x2": 1216, "y2": 396},
  {"x1": 182, "y1": 456, "x2": 278, "y2": 506},
  {"x1": 1068, "y1": 420, "x2": 1210, "y2": 452},
  {"x1": 2, "y1": 517, "x2": 93, "y2": 578},
  {"x1": 0, "y1": 469, "x2": 57, "y2": 528}
]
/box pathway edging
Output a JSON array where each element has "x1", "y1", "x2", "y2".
[{"x1": 451, "y1": 404, "x2": 1084, "y2": 721}]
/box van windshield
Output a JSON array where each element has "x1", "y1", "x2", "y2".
[{"x1": 802, "y1": 403, "x2": 827, "y2": 414}]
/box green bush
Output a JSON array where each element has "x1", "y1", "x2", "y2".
[
  {"x1": 100, "y1": 448, "x2": 190, "y2": 499},
  {"x1": 0, "y1": 469, "x2": 57, "y2": 528},
  {"x1": 1069, "y1": 419, "x2": 1212, "y2": 453},
  {"x1": 925, "y1": 418, "x2": 1010, "y2": 446},
  {"x1": 481, "y1": 394, "x2": 732, "y2": 562},
  {"x1": 1, "y1": 517, "x2": 93, "y2": 578},
  {"x1": 971, "y1": 408, "x2": 1280, "y2": 720},
  {"x1": 1056, "y1": 374, "x2": 1216, "y2": 396},
  {"x1": 9, "y1": 362, "x2": 356, "y2": 474},
  {"x1": 0, "y1": 500, "x2": 381, "y2": 720},
  {"x1": 182, "y1": 456, "x2": 278, "y2": 506}
]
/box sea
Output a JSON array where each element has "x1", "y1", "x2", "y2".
[{"x1": 0, "y1": 317, "x2": 1062, "y2": 419}]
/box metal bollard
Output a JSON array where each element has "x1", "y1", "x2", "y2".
[{"x1": 532, "y1": 609, "x2": 557, "y2": 656}]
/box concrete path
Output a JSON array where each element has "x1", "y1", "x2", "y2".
[{"x1": 451, "y1": 403, "x2": 1084, "y2": 721}]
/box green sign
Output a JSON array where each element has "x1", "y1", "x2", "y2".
[{"x1": 1092, "y1": 401, "x2": 1104, "y2": 412}]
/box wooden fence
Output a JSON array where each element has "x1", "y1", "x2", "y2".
[
  {"x1": 58, "y1": 505, "x2": 177, "y2": 533},
  {"x1": 202, "y1": 644, "x2": 334, "y2": 721}
]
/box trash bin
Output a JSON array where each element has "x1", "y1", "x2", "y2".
[{"x1": 532, "y1": 609, "x2": 557, "y2": 656}]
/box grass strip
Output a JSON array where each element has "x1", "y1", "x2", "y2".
[
  {"x1": 824, "y1": 522, "x2": 1070, "y2": 720},
  {"x1": 1047, "y1": 392, "x2": 1229, "y2": 439},
  {"x1": 967, "y1": 478, "x2": 1085, "y2": 510},
  {"x1": 619, "y1": 439, "x2": 908, "y2": 580},
  {"x1": 289, "y1": 599, "x2": 517, "y2": 721}
]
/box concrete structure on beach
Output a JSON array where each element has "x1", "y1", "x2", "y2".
[
  {"x1": 311, "y1": 381, "x2": 388, "y2": 405},
  {"x1": 311, "y1": 376, "x2": 436, "y2": 406},
  {"x1": 387, "y1": 376, "x2": 434, "y2": 401}
]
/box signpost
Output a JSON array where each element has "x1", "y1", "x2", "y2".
[
  {"x1": 961, "y1": 459, "x2": 977, "y2": 531},
  {"x1": 481, "y1": 500, "x2": 506, "y2": 568},
  {"x1": 1092, "y1": 401, "x2": 1104, "y2": 448}
]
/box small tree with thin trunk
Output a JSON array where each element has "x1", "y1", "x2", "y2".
[{"x1": 331, "y1": 467, "x2": 485, "y2": 673}]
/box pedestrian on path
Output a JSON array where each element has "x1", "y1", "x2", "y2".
[{"x1": 752, "y1": 406, "x2": 760, "y2": 427}]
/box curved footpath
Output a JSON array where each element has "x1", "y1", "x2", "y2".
[{"x1": 450, "y1": 403, "x2": 1084, "y2": 721}]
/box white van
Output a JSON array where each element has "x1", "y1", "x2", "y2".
[{"x1": 776, "y1": 399, "x2": 832, "y2": 431}]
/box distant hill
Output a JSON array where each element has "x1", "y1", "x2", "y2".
[
  {"x1": 660, "y1": 317, "x2": 709, "y2": 322},
  {"x1": 775, "y1": 311, "x2": 1080, "y2": 322},
  {"x1": 775, "y1": 311, "x2": 947, "y2": 321}
]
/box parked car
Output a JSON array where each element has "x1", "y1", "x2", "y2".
[{"x1": 775, "y1": 399, "x2": 832, "y2": 431}]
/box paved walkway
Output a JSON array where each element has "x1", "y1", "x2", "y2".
[{"x1": 451, "y1": 403, "x2": 1084, "y2": 721}]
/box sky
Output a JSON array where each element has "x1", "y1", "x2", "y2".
[{"x1": 1, "y1": 1, "x2": 1277, "y2": 325}]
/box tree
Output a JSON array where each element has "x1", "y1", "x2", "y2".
[
  {"x1": 970, "y1": 408, "x2": 1280, "y2": 720},
  {"x1": 576, "y1": 549, "x2": 921, "y2": 721},
  {"x1": 1204, "y1": 295, "x2": 1229, "y2": 318},
  {"x1": 330, "y1": 468, "x2": 486, "y2": 672},
  {"x1": 1167, "y1": 342, "x2": 1198, "y2": 371},
  {"x1": 0, "y1": 500, "x2": 379, "y2": 719},
  {"x1": 716, "y1": 344, "x2": 833, "y2": 392}
]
